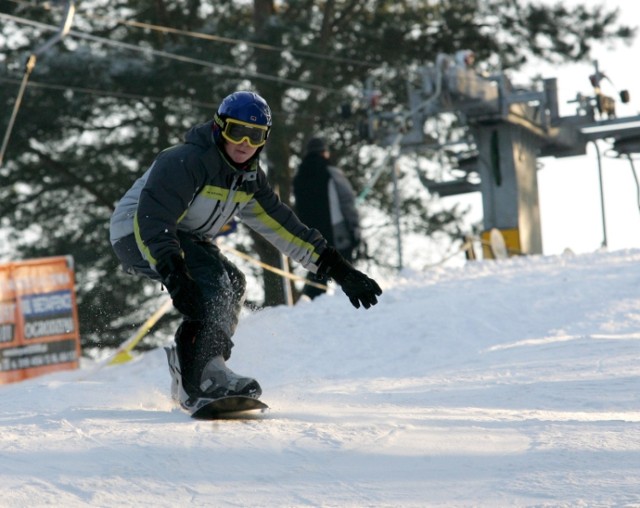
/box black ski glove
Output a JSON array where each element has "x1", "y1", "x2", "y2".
[
  {"x1": 318, "y1": 247, "x2": 382, "y2": 309},
  {"x1": 156, "y1": 254, "x2": 205, "y2": 320}
]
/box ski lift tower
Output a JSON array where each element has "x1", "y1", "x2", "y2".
[{"x1": 375, "y1": 53, "x2": 640, "y2": 257}]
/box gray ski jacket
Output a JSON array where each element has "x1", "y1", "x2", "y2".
[{"x1": 110, "y1": 121, "x2": 327, "y2": 273}]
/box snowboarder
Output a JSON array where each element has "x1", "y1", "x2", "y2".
[
  {"x1": 109, "y1": 91, "x2": 382, "y2": 412},
  {"x1": 293, "y1": 136, "x2": 361, "y2": 300}
]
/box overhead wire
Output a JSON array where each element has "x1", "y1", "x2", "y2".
[
  {"x1": 0, "y1": 11, "x2": 344, "y2": 94},
  {"x1": 0, "y1": 76, "x2": 218, "y2": 108},
  {"x1": 6, "y1": 0, "x2": 375, "y2": 69},
  {"x1": 97, "y1": 18, "x2": 373, "y2": 69},
  {"x1": 0, "y1": 76, "x2": 322, "y2": 122}
]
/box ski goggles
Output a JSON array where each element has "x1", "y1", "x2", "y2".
[{"x1": 221, "y1": 118, "x2": 269, "y2": 148}]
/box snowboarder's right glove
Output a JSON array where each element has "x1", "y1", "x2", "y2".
[
  {"x1": 156, "y1": 254, "x2": 205, "y2": 320},
  {"x1": 318, "y1": 247, "x2": 382, "y2": 309}
]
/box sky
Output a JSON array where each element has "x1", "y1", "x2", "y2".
[
  {"x1": 0, "y1": 248, "x2": 639, "y2": 507},
  {"x1": 445, "y1": 0, "x2": 640, "y2": 258}
]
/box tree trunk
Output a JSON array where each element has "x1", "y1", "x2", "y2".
[{"x1": 251, "y1": 0, "x2": 291, "y2": 306}]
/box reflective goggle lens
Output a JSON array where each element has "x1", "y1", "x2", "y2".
[{"x1": 222, "y1": 119, "x2": 268, "y2": 147}]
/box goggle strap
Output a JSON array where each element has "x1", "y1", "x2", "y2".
[{"x1": 213, "y1": 113, "x2": 225, "y2": 129}]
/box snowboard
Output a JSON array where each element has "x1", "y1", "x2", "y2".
[{"x1": 188, "y1": 395, "x2": 269, "y2": 419}]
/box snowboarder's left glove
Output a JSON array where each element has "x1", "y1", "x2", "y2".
[{"x1": 318, "y1": 247, "x2": 382, "y2": 309}]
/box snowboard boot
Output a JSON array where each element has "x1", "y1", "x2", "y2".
[
  {"x1": 199, "y1": 355, "x2": 262, "y2": 400},
  {"x1": 165, "y1": 346, "x2": 261, "y2": 409}
]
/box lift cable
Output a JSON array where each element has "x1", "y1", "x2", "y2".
[
  {"x1": 6, "y1": 0, "x2": 375, "y2": 69},
  {"x1": 0, "y1": 12, "x2": 343, "y2": 94}
]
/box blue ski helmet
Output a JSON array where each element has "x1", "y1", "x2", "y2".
[{"x1": 213, "y1": 91, "x2": 272, "y2": 145}]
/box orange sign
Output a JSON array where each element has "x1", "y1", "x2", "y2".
[{"x1": 0, "y1": 256, "x2": 81, "y2": 384}]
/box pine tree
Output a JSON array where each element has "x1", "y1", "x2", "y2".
[{"x1": 0, "y1": 0, "x2": 633, "y2": 351}]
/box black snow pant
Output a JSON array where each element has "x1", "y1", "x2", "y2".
[{"x1": 112, "y1": 231, "x2": 246, "y2": 391}]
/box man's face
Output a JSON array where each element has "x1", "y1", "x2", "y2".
[{"x1": 224, "y1": 140, "x2": 259, "y2": 164}]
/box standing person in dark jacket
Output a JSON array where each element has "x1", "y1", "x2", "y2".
[
  {"x1": 109, "y1": 91, "x2": 382, "y2": 411},
  {"x1": 293, "y1": 137, "x2": 362, "y2": 300}
]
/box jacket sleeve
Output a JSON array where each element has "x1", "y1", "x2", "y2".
[
  {"x1": 328, "y1": 166, "x2": 361, "y2": 242},
  {"x1": 238, "y1": 173, "x2": 327, "y2": 272},
  {"x1": 134, "y1": 147, "x2": 205, "y2": 265}
]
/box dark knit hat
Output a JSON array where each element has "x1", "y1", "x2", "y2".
[{"x1": 306, "y1": 137, "x2": 328, "y2": 155}]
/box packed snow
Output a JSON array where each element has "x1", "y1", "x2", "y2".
[{"x1": 1, "y1": 249, "x2": 639, "y2": 507}]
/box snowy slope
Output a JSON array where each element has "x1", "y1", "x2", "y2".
[{"x1": 1, "y1": 249, "x2": 639, "y2": 507}]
